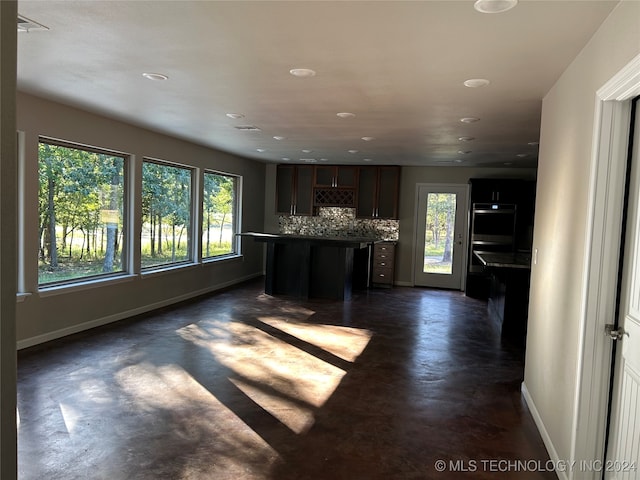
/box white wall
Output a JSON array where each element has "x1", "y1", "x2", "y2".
[
  {"x1": 524, "y1": 0, "x2": 640, "y2": 467},
  {"x1": 16, "y1": 93, "x2": 266, "y2": 347}
]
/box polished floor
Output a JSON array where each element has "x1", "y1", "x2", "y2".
[{"x1": 17, "y1": 279, "x2": 555, "y2": 479}]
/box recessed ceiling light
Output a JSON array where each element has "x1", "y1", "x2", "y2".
[
  {"x1": 458, "y1": 136, "x2": 475, "y2": 142},
  {"x1": 282, "y1": 158, "x2": 291, "y2": 161},
  {"x1": 302, "y1": 158, "x2": 318, "y2": 163},
  {"x1": 226, "y1": 113, "x2": 244, "y2": 119},
  {"x1": 256, "y1": 148, "x2": 266, "y2": 153},
  {"x1": 361, "y1": 136, "x2": 375, "y2": 141},
  {"x1": 142, "y1": 72, "x2": 169, "y2": 81},
  {"x1": 320, "y1": 158, "x2": 329, "y2": 162},
  {"x1": 460, "y1": 117, "x2": 480, "y2": 123},
  {"x1": 363, "y1": 159, "x2": 373, "y2": 162},
  {"x1": 458, "y1": 150, "x2": 472, "y2": 155},
  {"x1": 289, "y1": 68, "x2": 316, "y2": 78},
  {"x1": 463, "y1": 78, "x2": 490, "y2": 88},
  {"x1": 474, "y1": 0, "x2": 518, "y2": 14},
  {"x1": 336, "y1": 112, "x2": 356, "y2": 119},
  {"x1": 273, "y1": 136, "x2": 285, "y2": 140},
  {"x1": 302, "y1": 149, "x2": 312, "y2": 153},
  {"x1": 516, "y1": 153, "x2": 528, "y2": 158},
  {"x1": 234, "y1": 125, "x2": 261, "y2": 132},
  {"x1": 528, "y1": 141, "x2": 539, "y2": 146},
  {"x1": 454, "y1": 159, "x2": 464, "y2": 163},
  {"x1": 348, "y1": 150, "x2": 359, "y2": 154}
]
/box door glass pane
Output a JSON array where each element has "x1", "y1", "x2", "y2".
[{"x1": 423, "y1": 193, "x2": 456, "y2": 275}]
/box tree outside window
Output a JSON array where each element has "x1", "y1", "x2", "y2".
[
  {"x1": 202, "y1": 171, "x2": 237, "y2": 258},
  {"x1": 38, "y1": 140, "x2": 126, "y2": 285},
  {"x1": 141, "y1": 160, "x2": 193, "y2": 268}
]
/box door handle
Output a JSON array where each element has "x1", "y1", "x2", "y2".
[{"x1": 605, "y1": 324, "x2": 629, "y2": 340}]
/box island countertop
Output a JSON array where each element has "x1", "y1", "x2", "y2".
[
  {"x1": 239, "y1": 232, "x2": 380, "y2": 248},
  {"x1": 474, "y1": 251, "x2": 532, "y2": 270}
]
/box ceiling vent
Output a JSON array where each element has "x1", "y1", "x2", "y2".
[
  {"x1": 18, "y1": 14, "x2": 49, "y2": 32},
  {"x1": 234, "y1": 125, "x2": 261, "y2": 132}
]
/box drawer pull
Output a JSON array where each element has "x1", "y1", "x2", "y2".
[
  {"x1": 378, "y1": 274, "x2": 385, "y2": 277},
  {"x1": 380, "y1": 262, "x2": 386, "y2": 266}
]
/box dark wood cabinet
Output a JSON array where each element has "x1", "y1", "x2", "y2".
[
  {"x1": 276, "y1": 165, "x2": 314, "y2": 215},
  {"x1": 276, "y1": 163, "x2": 401, "y2": 216},
  {"x1": 314, "y1": 166, "x2": 357, "y2": 188},
  {"x1": 469, "y1": 178, "x2": 522, "y2": 204},
  {"x1": 371, "y1": 241, "x2": 396, "y2": 287},
  {"x1": 356, "y1": 166, "x2": 400, "y2": 219},
  {"x1": 465, "y1": 178, "x2": 536, "y2": 299},
  {"x1": 313, "y1": 166, "x2": 357, "y2": 208}
]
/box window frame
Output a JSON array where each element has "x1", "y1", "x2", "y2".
[
  {"x1": 140, "y1": 157, "x2": 197, "y2": 272},
  {"x1": 201, "y1": 169, "x2": 241, "y2": 262},
  {"x1": 36, "y1": 136, "x2": 131, "y2": 289}
]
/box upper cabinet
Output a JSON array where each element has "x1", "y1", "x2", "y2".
[
  {"x1": 276, "y1": 165, "x2": 314, "y2": 216},
  {"x1": 313, "y1": 165, "x2": 357, "y2": 208},
  {"x1": 277, "y1": 164, "x2": 401, "y2": 217},
  {"x1": 469, "y1": 178, "x2": 521, "y2": 204},
  {"x1": 356, "y1": 166, "x2": 400, "y2": 219},
  {"x1": 314, "y1": 166, "x2": 357, "y2": 188}
]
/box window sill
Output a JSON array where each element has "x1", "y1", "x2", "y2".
[
  {"x1": 38, "y1": 274, "x2": 138, "y2": 298},
  {"x1": 140, "y1": 261, "x2": 200, "y2": 279},
  {"x1": 16, "y1": 292, "x2": 32, "y2": 303},
  {"x1": 202, "y1": 253, "x2": 243, "y2": 265}
]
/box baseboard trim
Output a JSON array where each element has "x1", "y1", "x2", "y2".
[
  {"x1": 394, "y1": 281, "x2": 413, "y2": 287},
  {"x1": 17, "y1": 272, "x2": 263, "y2": 350},
  {"x1": 521, "y1": 381, "x2": 564, "y2": 480}
]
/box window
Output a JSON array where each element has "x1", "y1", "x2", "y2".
[
  {"x1": 202, "y1": 171, "x2": 239, "y2": 259},
  {"x1": 141, "y1": 160, "x2": 193, "y2": 269},
  {"x1": 38, "y1": 139, "x2": 127, "y2": 286}
]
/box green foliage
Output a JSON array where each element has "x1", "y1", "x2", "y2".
[
  {"x1": 39, "y1": 143, "x2": 238, "y2": 285},
  {"x1": 38, "y1": 142, "x2": 125, "y2": 284},
  {"x1": 202, "y1": 172, "x2": 235, "y2": 257}
]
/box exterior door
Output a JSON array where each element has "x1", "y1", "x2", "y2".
[
  {"x1": 414, "y1": 184, "x2": 468, "y2": 289},
  {"x1": 605, "y1": 100, "x2": 640, "y2": 478}
]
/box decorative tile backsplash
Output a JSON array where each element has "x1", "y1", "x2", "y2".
[{"x1": 279, "y1": 207, "x2": 399, "y2": 241}]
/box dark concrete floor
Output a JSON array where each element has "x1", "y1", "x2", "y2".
[{"x1": 17, "y1": 279, "x2": 555, "y2": 480}]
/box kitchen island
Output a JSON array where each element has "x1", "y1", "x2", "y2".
[
  {"x1": 240, "y1": 232, "x2": 375, "y2": 300},
  {"x1": 474, "y1": 251, "x2": 531, "y2": 345}
]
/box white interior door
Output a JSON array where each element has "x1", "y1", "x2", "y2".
[
  {"x1": 605, "y1": 101, "x2": 640, "y2": 479},
  {"x1": 413, "y1": 184, "x2": 468, "y2": 289}
]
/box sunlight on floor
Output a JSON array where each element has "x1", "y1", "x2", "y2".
[
  {"x1": 257, "y1": 316, "x2": 372, "y2": 363},
  {"x1": 59, "y1": 402, "x2": 81, "y2": 435},
  {"x1": 115, "y1": 361, "x2": 282, "y2": 473},
  {"x1": 176, "y1": 317, "x2": 372, "y2": 435}
]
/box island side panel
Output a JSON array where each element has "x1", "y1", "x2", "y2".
[
  {"x1": 309, "y1": 246, "x2": 354, "y2": 300},
  {"x1": 272, "y1": 241, "x2": 311, "y2": 298}
]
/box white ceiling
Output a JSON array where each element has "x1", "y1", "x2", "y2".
[{"x1": 16, "y1": 0, "x2": 619, "y2": 168}]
